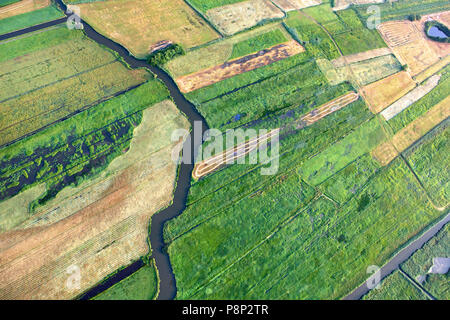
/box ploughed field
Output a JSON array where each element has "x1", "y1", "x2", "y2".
[{"x1": 0, "y1": 24, "x2": 189, "y2": 299}]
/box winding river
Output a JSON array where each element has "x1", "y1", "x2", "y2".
[{"x1": 0, "y1": 1, "x2": 448, "y2": 301}]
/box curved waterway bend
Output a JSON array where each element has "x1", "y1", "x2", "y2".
[{"x1": 1, "y1": 1, "x2": 208, "y2": 300}]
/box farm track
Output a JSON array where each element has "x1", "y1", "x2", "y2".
[
  {"x1": 1, "y1": 0, "x2": 209, "y2": 300},
  {"x1": 1, "y1": 3, "x2": 449, "y2": 301}
]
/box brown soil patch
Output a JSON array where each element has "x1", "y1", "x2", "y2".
[
  {"x1": 363, "y1": 71, "x2": 416, "y2": 114},
  {"x1": 0, "y1": 0, "x2": 48, "y2": 20},
  {"x1": 373, "y1": 95, "x2": 450, "y2": 165},
  {"x1": 176, "y1": 40, "x2": 304, "y2": 93},
  {"x1": 0, "y1": 101, "x2": 189, "y2": 299},
  {"x1": 193, "y1": 129, "x2": 279, "y2": 179},
  {"x1": 332, "y1": 47, "x2": 392, "y2": 68},
  {"x1": 206, "y1": 0, "x2": 284, "y2": 36},
  {"x1": 300, "y1": 91, "x2": 359, "y2": 126}
]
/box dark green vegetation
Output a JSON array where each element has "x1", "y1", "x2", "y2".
[
  {"x1": 425, "y1": 21, "x2": 450, "y2": 43},
  {"x1": 401, "y1": 223, "x2": 449, "y2": 300},
  {"x1": 148, "y1": 44, "x2": 185, "y2": 66},
  {"x1": 299, "y1": 118, "x2": 386, "y2": 186},
  {"x1": 190, "y1": 53, "x2": 356, "y2": 130},
  {"x1": 0, "y1": 4, "x2": 64, "y2": 35},
  {"x1": 284, "y1": 10, "x2": 340, "y2": 60},
  {"x1": 388, "y1": 64, "x2": 450, "y2": 133},
  {"x1": 93, "y1": 261, "x2": 159, "y2": 300},
  {"x1": 168, "y1": 152, "x2": 441, "y2": 298},
  {"x1": 302, "y1": 4, "x2": 387, "y2": 56},
  {"x1": 354, "y1": 0, "x2": 450, "y2": 22},
  {"x1": 230, "y1": 29, "x2": 287, "y2": 60},
  {"x1": 0, "y1": 80, "x2": 169, "y2": 217},
  {"x1": 186, "y1": 0, "x2": 244, "y2": 13},
  {"x1": 404, "y1": 120, "x2": 449, "y2": 208},
  {"x1": 0, "y1": 0, "x2": 19, "y2": 7},
  {"x1": 363, "y1": 270, "x2": 429, "y2": 300}
]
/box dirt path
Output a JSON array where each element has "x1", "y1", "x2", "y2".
[{"x1": 193, "y1": 129, "x2": 280, "y2": 179}]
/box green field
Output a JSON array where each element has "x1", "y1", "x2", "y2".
[
  {"x1": 0, "y1": 25, "x2": 151, "y2": 147},
  {"x1": 355, "y1": 0, "x2": 450, "y2": 22},
  {"x1": 168, "y1": 154, "x2": 440, "y2": 299},
  {"x1": 193, "y1": 58, "x2": 352, "y2": 130},
  {"x1": 284, "y1": 10, "x2": 340, "y2": 60},
  {"x1": 401, "y1": 223, "x2": 449, "y2": 300},
  {"x1": 404, "y1": 120, "x2": 449, "y2": 209},
  {"x1": 299, "y1": 118, "x2": 387, "y2": 186},
  {"x1": 297, "y1": 4, "x2": 387, "y2": 56},
  {"x1": 318, "y1": 154, "x2": 381, "y2": 205},
  {"x1": 93, "y1": 261, "x2": 159, "y2": 300},
  {"x1": 229, "y1": 28, "x2": 288, "y2": 60},
  {"x1": 0, "y1": 79, "x2": 169, "y2": 227},
  {"x1": 166, "y1": 23, "x2": 292, "y2": 78},
  {"x1": 0, "y1": 5, "x2": 64, "y2": 35},
  {"x1": 186, "y1": 0, "x2": 244, "y2": 13},
  {"x1": 363, "y1": 271, "x2": 429, "y2": 300}
]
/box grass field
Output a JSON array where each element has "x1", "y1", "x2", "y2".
[
  {"x1": 76, "y1": 0, "x2": 219, "y2": 58},
  {"x1": 168, "y1": 155, "x2": 440, "y2": 299},
  {"x1": 93, "y1": 261, "x2": 158, "y2": 300},
  {"x1": 373, "y1": 94, "x2": 450, "y2": 166},
  {"x1": 299, "y1": 117, "x2": 386, "y2": 186},
  {"x1": 166, "y1": 23, "x2": 291, "y2": 78},
  {"x1": 404, "y1": 120, "x2": 449, "y2": 209},
  {"x1": 0, "y1": 3, "x2": 63, "y2": 34},
  {"x1": 355, "y1": 0, "x2": 450, "y2": 22},
  {"x1": 0, "y1": 25, "x2": 151, "y2": 147},
  {"x1": 302, "y1": 4, "x2": 387, "y2": 56},
  {"x1": 0, "y1": 0, "x2": 50, "y2": 19},
  {"x1": 318, "y1": 54, "x2": 403, "y2": 86},
  {"x1": 284, "y1": 10, "x2": 340, "y2": 60},
  {"x1": 401, "y1": 223, "x2": 449, "y2": 300},
  {"x1": 362, "y1": 270, "x2": 429, "y2": 300}
]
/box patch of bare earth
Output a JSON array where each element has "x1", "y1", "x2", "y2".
[
  {"x1": 299, "y1": 92, "x2": 359, "y2": 126},
  {"x1": 0, "y1": 100, "x2": 189, "y2": 299},
  {"x1": 176, "y1": 40, "x2": 304, "y2": 93},
  {"x1": 332, "y1": 47, "x2": 392, "y2": 68},
  {"x1": 377, "y1": 17, "x2": 449, "y2": 76},
  {"x1": 380, "y1": 74, "x2": 440, "y2": 121},
  {"x1": 363, "y1": 71, "x2": 416, "y2": 114},
  {"x1": 206, "y1": 0, "x2": 284, "y2": 36},
  {"x1": 0, "y1": 0, "x2": 49, "y2": 19},
  {"x1": 373, "y1": 95, "x2": 450, "y2": 165}
]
